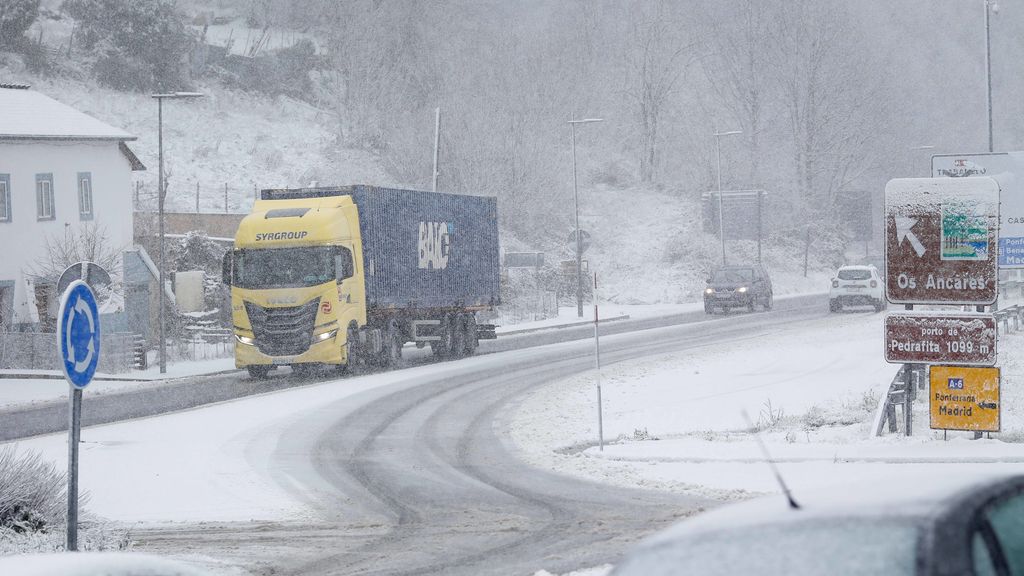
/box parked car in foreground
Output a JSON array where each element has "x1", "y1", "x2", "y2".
[
  {"x1": 829, "y1": 264, "x2": 885, "y2": 312},
  {"x1": 611, "y1": 472, "x2": 1024, "y2": 576},
  {"x1": 703, "y1": 264, "x2": 773, "y2": 314}
]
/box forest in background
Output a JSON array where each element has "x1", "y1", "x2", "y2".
[{"x1": 3, "y1": 0, "x2": 1023, "y2": 258}]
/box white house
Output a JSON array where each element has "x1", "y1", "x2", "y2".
[{"x1": 0, "y1": 83, "x2": 144, "y2": 329}]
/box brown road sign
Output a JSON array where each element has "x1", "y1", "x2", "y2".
[
  {"x1": 885, "y1": 313, "x2": 997, "y2": 366},
  {"x1": 929, "y1": 365, "x2": 1000, "y2": 432},
  {"x1": 885, "y1": 177, "x2": 999, "y2": 305}
]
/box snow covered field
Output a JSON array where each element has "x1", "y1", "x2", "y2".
[{"x1": 511, "y1": 309, "x2": 1024, "y2": 500}]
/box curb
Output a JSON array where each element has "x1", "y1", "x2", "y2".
[{"x1": 497, "y1": 314, "x2": 630, "y2": 336}]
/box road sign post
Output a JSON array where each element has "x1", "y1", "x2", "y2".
[
  {"x1": 929, "y1": 365, "x2": 1000, "y2": 432},
  {"x1": 885, "y1": 313, "x2": 997, "y2": 366},
  {"x1": 57, "y1": 280, "x2": 100, "y2": 552},
  {"x1": 885, "y1": 177, "x2": 999, "y2": 305},
  {"x1": 884, "y1": 177, "x2": 1000, "y2": 438}
]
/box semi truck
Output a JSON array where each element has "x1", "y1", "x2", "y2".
[{"x1": 221, "y1": 185, "x2": 500, "y2": 378}]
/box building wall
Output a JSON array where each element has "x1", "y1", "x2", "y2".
[{"x1": 0, "y1": 140, "x2": 134, "y2": 285}]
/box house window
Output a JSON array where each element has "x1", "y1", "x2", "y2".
[
  {"x1": 78, "y1": 172, "x2": 93, "y2": 220},
  {"x1": 36, "y1": 173, "x2": 54, "y2": 221},
  {"x1": 0, "y1": 174, "x2": 10, "y2": 222}
]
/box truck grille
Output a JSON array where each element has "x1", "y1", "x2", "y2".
[{"x1": 245, "y1": 299, "x2": 319, "y2": 357}]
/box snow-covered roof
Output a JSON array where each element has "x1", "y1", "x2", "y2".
[{"x1": 0, "y1": 85, "x2": 136, "y2": 141}]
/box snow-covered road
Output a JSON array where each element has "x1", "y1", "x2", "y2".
[
  {"x1": 4, "y1": 298, "x2": 828, "y2": 574},
  {"x1": 12, "y1": 298, "x2": 1022, "y2": 575}
]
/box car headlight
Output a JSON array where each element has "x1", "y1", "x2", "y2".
[
  {"x1": 235, "y1": 334, "x2": 256, "y2": 346},
  {"x1": 313, "y1": 329, "x2": 338, "y2": 343},
  {"x1": 704, "y1": 288, "x2": 714, "y2": 295},
  {"x1": 737, "y1": 287, "x2": 748, "y2": 293}
]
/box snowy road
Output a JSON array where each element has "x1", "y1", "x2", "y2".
[
  {"x1": 5, "y1": 298, "x2": 828, "y2": 574},
  {"x1": 125, "y1": 301, "x2": 829, "y2": 575}
]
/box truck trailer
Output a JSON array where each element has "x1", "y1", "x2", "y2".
[{"x1": 222, "y1": 185, "x2": 500, "y2": 378}]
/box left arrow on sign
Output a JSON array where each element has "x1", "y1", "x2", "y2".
[{"x1": 896, "y1": 216, "x2": 927, "y2": 258}]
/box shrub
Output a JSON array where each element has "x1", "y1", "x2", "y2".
[
  {"x1": 0, "y1": 0, "x2": 40, "y2": 48},
  {"x1": 0, "y1": 447, "x2": 67, "y2": 534},
  {"x1": 62, "y1": 0, "x2": 194, "y2": 92}
]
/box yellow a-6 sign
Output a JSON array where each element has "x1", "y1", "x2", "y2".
[{"x1": 929, "y1": 365, "x2": 1000, "y2": 432}]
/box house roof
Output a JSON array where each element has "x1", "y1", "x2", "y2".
[{"x1": 0, "y1": 85, "x2": 136, "y2": 141}]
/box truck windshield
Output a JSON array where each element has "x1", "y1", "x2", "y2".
[{"x1": 235, "y1": 247, "x2": 337, "y2": 289}]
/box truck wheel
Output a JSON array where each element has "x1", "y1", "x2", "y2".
[
  {"x1": 764, "y1": 292, "x2": 773, "y2": 311},
  {"x1": 451, "y1": 315, "x2": 467, "y2": 359},
  {"x1": 829, "y1": 299, "x2": 840, "y2": 313},
  {"x1": 431, "y1": 315, "x2": 453, "y2": 359},
  {"x1": 381, "y1": 320, "x2": 403, "y2": 368},
  {"x1": 345, "y1": 324, "x2": 362, "y2": 368},
  {"x1": 464, "y1": 314, "x2": 479, "y2": 356},
  {"x1": 247, "y1": 365, "x2": 270, "y2": 379},
  {"x1": 704, "y1": 302, "x2": 713, "y2": 315}
]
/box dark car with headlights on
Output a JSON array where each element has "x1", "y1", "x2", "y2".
[
  {"x1": 703, "y1": 265, "x2": 773, "y2": 314},
  {"x1": 611, "y1": 471, "x2": 1024, "y2": 576}
]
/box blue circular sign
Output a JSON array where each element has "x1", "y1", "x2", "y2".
[{"x1": 57, "y1": 281, "x2": 101, "y2": 389}]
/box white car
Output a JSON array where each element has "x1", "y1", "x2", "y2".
[{"x1": 829, "y1": 265, "x2": 885, "y2": 312}]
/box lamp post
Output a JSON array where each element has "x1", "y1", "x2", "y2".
[
  {"x1": 152, "y1": 91, "x2": 203, "y2": 374},
  {"x1": 713, "y1": 129, "x2": 742, "y2": 265},
  {"x1": 985, "y1": 1, "x2": 997, "y2": 152},
  {"x1": 569, "y1": 116, "x2": 603, "y2": 318}
]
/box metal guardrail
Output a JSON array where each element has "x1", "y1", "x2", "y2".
[
  {"x1": 995, "y1": 304, "x2": 1024, "y2": 333},
  {"x1": 874, "y1": 363, "x2": 926, "y2": 437}
]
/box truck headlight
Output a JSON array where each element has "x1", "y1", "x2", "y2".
[
  {"x1": 704, "y1": 288, "x2": 714, "y2": 295},
  {"x1": 737, "y1": 287, "x2": 748, "y2": 293},
  {"x1": 313, "y1": 329, "x2": 338, "y2": 343},
  {"x1": 235, "y1": 334, "x2": 256, "y2": 346}
]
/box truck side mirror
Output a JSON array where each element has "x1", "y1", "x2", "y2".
[
  {"x1": 335, "y1": 248, "x2": 354, "y2": 281},
  {"x1": 221, "y1": 250, "x2": 233, "y2": 285}
]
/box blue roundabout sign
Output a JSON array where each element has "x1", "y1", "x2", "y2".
[{"x1": 57, "y1": 280, "x2": 101, "y2": 389}]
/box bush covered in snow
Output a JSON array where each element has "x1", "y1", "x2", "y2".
[
  {"x1": 0, "y1": 447, "x2": 133, "y2": 554},
  {"x1": 0, "y1": 446, "x2": 67, "y2": 534}
]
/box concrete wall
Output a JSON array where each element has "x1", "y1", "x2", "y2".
[{"x1": 0, "y1": 140, "x2": 135, "y2": 285}]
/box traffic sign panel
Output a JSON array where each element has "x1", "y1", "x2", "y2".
[
  {"x1": 885, "y1": 313, "x2": 996, "y2": 366},
  {"x1": 568, "y1": 229, "x2": 591, "y2": 254},
  {"x1": 933, "y1": 152, "x2": 1024, "y2": 268},
  {"x1": 929, "y1": 365, "x2": 999, "y2": 432},
  {"x1": 885, "y1": 177, "x2": 999, "y2": 305},
  {"x1": 57, "y1": 280, "x2": 101, "y2": 389}
]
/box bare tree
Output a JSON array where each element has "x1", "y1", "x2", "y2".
[
  {"x1": 767, "y1": 0, "x2": 884, "y2": 216},
  {"x1": 623, "y1": 1, "x2": 701, "y2": 183},
  {"x1": 699, "y1": 0, "x2": 772, "y2": 186},
  {"x1": 25, "y1": 224, "x2": 121, "y2": 286}
]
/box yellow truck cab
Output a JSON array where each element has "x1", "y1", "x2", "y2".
[{"x1": 222, "y1": 186, "x2": 500, "y2": 378}]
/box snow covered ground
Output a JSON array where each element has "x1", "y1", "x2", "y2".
[
  {"x1": 5, "y1": 303, "x2": 1024, "y2": 575},
  {"x1": 510, "y1": 309, "x2": 1024, "y2": 501}
]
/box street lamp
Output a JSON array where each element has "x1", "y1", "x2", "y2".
[
  {"x1": 713, "y1": 129, "x2": 742, "y2": 265},
  {"x1": 152, "y1": 91, "x2": 203, "y2": 374},
  {"x1": 569, "y1": 116, "x2": 603, "y2": 318},
  {"x1": 984, "y1": 1, "x2": 998, "y2": 152}
]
